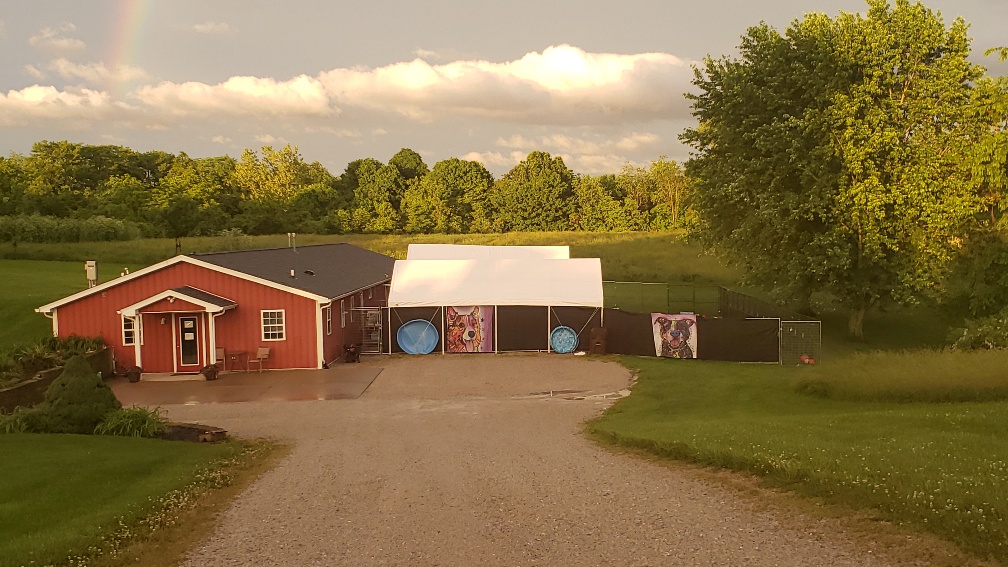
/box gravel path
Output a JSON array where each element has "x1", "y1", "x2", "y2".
[{"x1": 165, "y1": 354, "x2": 902, "y2": 566}]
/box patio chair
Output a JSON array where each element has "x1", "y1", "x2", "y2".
[
  {"x1": 248, "y1": 347, "x2": 270, "y2": 372},
  {"x1": 215, "y1": 347, "x2": 226, "y2": 370}
]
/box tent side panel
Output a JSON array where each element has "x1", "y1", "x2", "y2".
[
  {"x1": 549, "y1": 307, "x2": 602, "y2": 351},
  {"x1": 496, "y1": 306, "x2": 549, "y2": 351},
  {"x1": 388, "y1": 307, "x2": 443, "y2": 354}
]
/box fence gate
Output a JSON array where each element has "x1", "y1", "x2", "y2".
[
  {"x1": 780, "y1": 321, "x2": 821, "y2": 365},
  {"x1": 355, "y1": 308, "x2": 383, "y2": 354}
]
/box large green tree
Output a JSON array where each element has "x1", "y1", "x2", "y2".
[
  {"x1": 489, "y1": 151, "x2": 575, "y2": 232},
  {"x1": 683, "y1": 0, "x2": 986, "y2": 338},
  {"x1": 401, "y1": 157, "x2": 494, "y2": 233}
]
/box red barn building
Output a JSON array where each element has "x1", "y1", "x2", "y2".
[{"x1": 36, "y1": 244, "x2": 394, "y2": 374}]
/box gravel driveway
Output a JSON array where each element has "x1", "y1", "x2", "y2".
[{"x1": 164, "y1": 354, "x2": 921, "y2": 566}]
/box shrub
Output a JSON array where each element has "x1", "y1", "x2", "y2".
[
  {"x1": 950, "y1": 307, "x2": 1008, "y2": 351},
  {"x1": 40, "y1": 355, "x2": 121, "y2": 434},
  {"x1": 95, "y1": 406, "x2": 168, "y2": 437}
]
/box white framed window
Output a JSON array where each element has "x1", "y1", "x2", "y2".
[
  {"x1": 261, "y1": 310, "x2": 286, "y2": 341},
  {"x1": 340, "y1": 299, "x2": 346, "y2": 329},
  {"x1": 367, "y1": 288, "x2": 373, "y2": 300},
  {"x1": 350, "y1": 295, "x2": 355, "y2": 322},
  {"x1": 326, "y1": 306, "x2": 332, "y2": 335},
  {"x1": 122, "y1": 315, "x2": 136, "y2": 346}
]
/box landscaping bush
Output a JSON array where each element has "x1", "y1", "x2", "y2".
[
  {"x1": 37, "y1": 355, "x2": 121, "y2": 434},
  {"x1": 95, "y1": 406, "x2": 169, "y2": 438}
]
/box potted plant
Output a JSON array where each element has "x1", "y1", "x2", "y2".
[{"x1": 200, "y1": 364, "x2": 220, "y2": 381}]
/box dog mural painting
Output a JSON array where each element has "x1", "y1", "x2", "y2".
[
  {"x1": 651, "y1": 313, "x2": 698, "y2": 359},
  {"x1": 446, "y1": 306, "x2": 494, "y2": 353}
]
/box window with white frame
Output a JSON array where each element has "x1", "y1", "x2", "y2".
[
  {"x1": 350, "y1": 295, "x2": 354, "y2": 322},
  {"x1": 122, "y1": 315, "x2": 136, "y2": 346},
  {"x1": 340, "y1": 299, "x2": 346, "y2": 328},
  {"x1": 261, "y1": 310, "x2": 286, "y2": 341},
  {"x1": 326, "y1": 306, "x2": 332, "y2": 335},
  {"x1": 367, "y1": 287, "x2": 373, "y2": 299}
]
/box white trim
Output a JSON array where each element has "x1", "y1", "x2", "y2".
[
  {"x1": 261, "y1": 309, "x2": 286, "y2": 341},
  {"x1": 171, "y1": 315, "x2": 178, "y2": 373},
  {"x1": 36, "y1": 255, "x2": 329, "y2": 314},
  {"x1": 118, "y1": 287, "x2": 236, "y2": 318},
  {"x1": 177, "y1": 314, "x2": 201, "y2": 368},
  {"x1": 315, "y1": 301, "x2": 327, "y2": 369},
  {"x1": 340, "y1": 300, "x2": 346, "y2": 329},
  {"x1": 50, "y1": 309, "x2": 59, "y2": 337},
  {"x1": 326, "y1": 306, "x2": 332, "y2": 335},
  {"x1": 134, "y1": 314, "x2": 143, "y2": 369},
  {"x1": 122, "y1": 315, "x2": 137, "y2": 346},
  {"x1": 201, "y1": 312, "x2": 208, "y2": 368}
]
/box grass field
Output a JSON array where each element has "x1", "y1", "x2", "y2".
[
  {"x1": 588, "y1": 355, "x2": 1008, "y2": 562},
  {"x1": 3, "y1": 231, "x2": 1005, "y2": 562},
  {"x1": 0, "y1": 434, "x2": 247, "y2": 567}
]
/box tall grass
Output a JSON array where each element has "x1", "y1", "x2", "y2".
[
  {"x1": 588, "y1": 356, "x2": 1008, "y2": 562},
  {"x1": 796, "y1": 348, "x2": 1008, "y2": 403},
  {"x1": 0, "y1": 231, "x2": 742, "y2": 286}
]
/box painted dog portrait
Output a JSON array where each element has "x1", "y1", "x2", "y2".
[
  {"x1": 651, "y1": 313, "x2": 697, "y2": 359},
  {"x1": 446, "y1": 305, "x2": 493, "y2": 353}
]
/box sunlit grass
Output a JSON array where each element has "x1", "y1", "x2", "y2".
[
  {"x1": 588, "y1": 356, "x2": 1008, "y2": 562},
  {"x1": 0, "y1": 434, "x2": 245, "y2": 567}
]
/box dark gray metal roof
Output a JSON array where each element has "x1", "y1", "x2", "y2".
[
  {"x1": 169, "y1": 286, "x2": 237, "y2": 309},
  {"x1": 188, "y1": 243, "x2": 395, "y2": 300}
]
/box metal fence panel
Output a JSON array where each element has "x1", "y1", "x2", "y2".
[{"x1": 780, "y1": 321, "x2": 821, "y2": 365}]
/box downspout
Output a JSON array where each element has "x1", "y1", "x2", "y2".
[{"x1": 43, "y1": 309, "x2": 58, "y2": 337}]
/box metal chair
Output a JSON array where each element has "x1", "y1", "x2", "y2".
[
  {"x1": 248, "y1": 347, "x2": 270, "y2": 372},
  {"x1": 215, "y1": 347, "x2": 226, "y2": 370}
]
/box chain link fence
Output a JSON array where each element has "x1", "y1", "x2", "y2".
[{"x1": 603, "y1": 281, "x2": 720, "y2": 315}]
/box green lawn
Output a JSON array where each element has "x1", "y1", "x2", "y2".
[
  {"x1": 0, "y1": 434, "x2": 240, "y2": 567},
  {"x1": 0, "y1": 259, "x2": 143, "y2": 349},
  {"x1": 588, "y1": 355, "x2": 1008, "y2": 562}
]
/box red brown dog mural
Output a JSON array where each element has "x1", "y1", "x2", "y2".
[
  {"x1": 446, "y1": 305, "x2": 493, "y2": 353},
  {"x1": 651, "y1": 313, "x2": 697, "y2": 359}
]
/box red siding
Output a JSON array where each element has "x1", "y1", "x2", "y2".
[
  {"x1": 53, "y1": 262, "x2": 320, "y2": 373},
  {"x1": 320, "y1": 282, "x2": 387, "y2": 364}
]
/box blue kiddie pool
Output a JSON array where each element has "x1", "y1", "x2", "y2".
[
  {"x1": 550, "y1": 325, "x2": 579, "y2": 354},
  {"x1": 397, "y1": 319, "x2": 439, "y2": 354}
]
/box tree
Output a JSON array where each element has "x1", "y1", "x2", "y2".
[
  {"x1": 401, "y1": 157, "x2": 494, "y2": 233},
  {"x1": 489, "y1": 151, "x2": 575, "y2": 232},
  {"x1": 388, "y1": 148, "x2": 429, "y2": 183},
  {"x1": 682, "y1": 0, "x2": 985, "y2": 339},
  {"x1": 571, "y1": 175, "x2": 631, "y2": 232},
  {"x1": 350, "y1": 159, "x2": 401, "y2": 233},
  {"x1": 648, "y1": 157, "x2": 689, "y2": 229}
]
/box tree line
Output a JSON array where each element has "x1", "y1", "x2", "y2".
[{"x1": 0, "y1": 141, "x2": 691, "y2": 242}]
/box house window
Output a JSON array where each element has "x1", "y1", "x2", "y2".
[
  {"x1": 326, "y1": 306, "x2": 332, "y2": 336},
  {"x1": 122, "y1": 316, "x2": 136, "y2": 346},
  {"x1": 340, "y1": 299, "x2": 346, "y2": 329},
  {"x1": 261, "y1": 310, "x2": 286, "y2": 341},
  {"x1": 350, "y1": 295, "x2": 354, "y2": 322},
  {"x1": 367, "y1": 288, "x2": 373, "y2": 300}
]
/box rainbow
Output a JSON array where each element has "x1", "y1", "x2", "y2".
[{"x1": 106, "y1": 0, "x2": 151, "y2": 96}]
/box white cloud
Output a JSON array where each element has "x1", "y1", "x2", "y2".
[
  {"x1": 320, "y1": 44, "x2": 693, "y2": 125},
  {"x1": 254, "y1": 134, "x2": 287, "y2": 144},
  {"x1": 489, "y1": 131, "x2": 662, "y2": 174},
  {"x1": 210, "y1": 135, "x2": 231, "y2": 144},
  {"x1": 0, "y1": 85, "x2": 111, "y2": 126},
  {"x1": 49, "y1": 58, "x2": 148, "y2": 85},
  {"x1": 23, "y1": 65, "x2": 45, "y2": 80},
  {"x1": 134, "y1": 74, "x2": 332, "y2": 117},
  {"x1": 193, "y1": 22, "x2": 232, "y2": 35},
  {"x1": 29, "y1": 23, "x2": 86, "y2": 53}
]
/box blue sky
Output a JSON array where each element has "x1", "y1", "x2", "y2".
[{"x1": 1, "y1": 0, "x2": 1005, "y2": 176}]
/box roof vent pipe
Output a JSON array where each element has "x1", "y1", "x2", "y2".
[{"x1": 290, "y1": 268, "x2": 296, "y2": 278}]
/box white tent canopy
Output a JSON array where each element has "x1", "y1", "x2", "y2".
[
  {"x1": 406, "y1": 244, "x2": 569, "y2": 260},
  {"x1": 387, "y1": 258, "x2": 603, "y2": 307}
]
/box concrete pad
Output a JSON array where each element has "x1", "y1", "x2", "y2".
[{"x1": 109, "y1": 365, "x2": 382, "y2": 406}]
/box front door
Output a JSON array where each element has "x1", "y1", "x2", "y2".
[{"x1": 176, "y1": 315, "x2": 201, "y2": 371}]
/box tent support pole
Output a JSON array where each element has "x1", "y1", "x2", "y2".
[
  {"x1": 547, "y1": 306, "x2": 552, "y2": 353},
  {"x1": 440, "y1": 307, "x2": 445, "y2": 355},
  {"x1": 494, "y1": 305, "x2": 498, "y2": 353}
]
